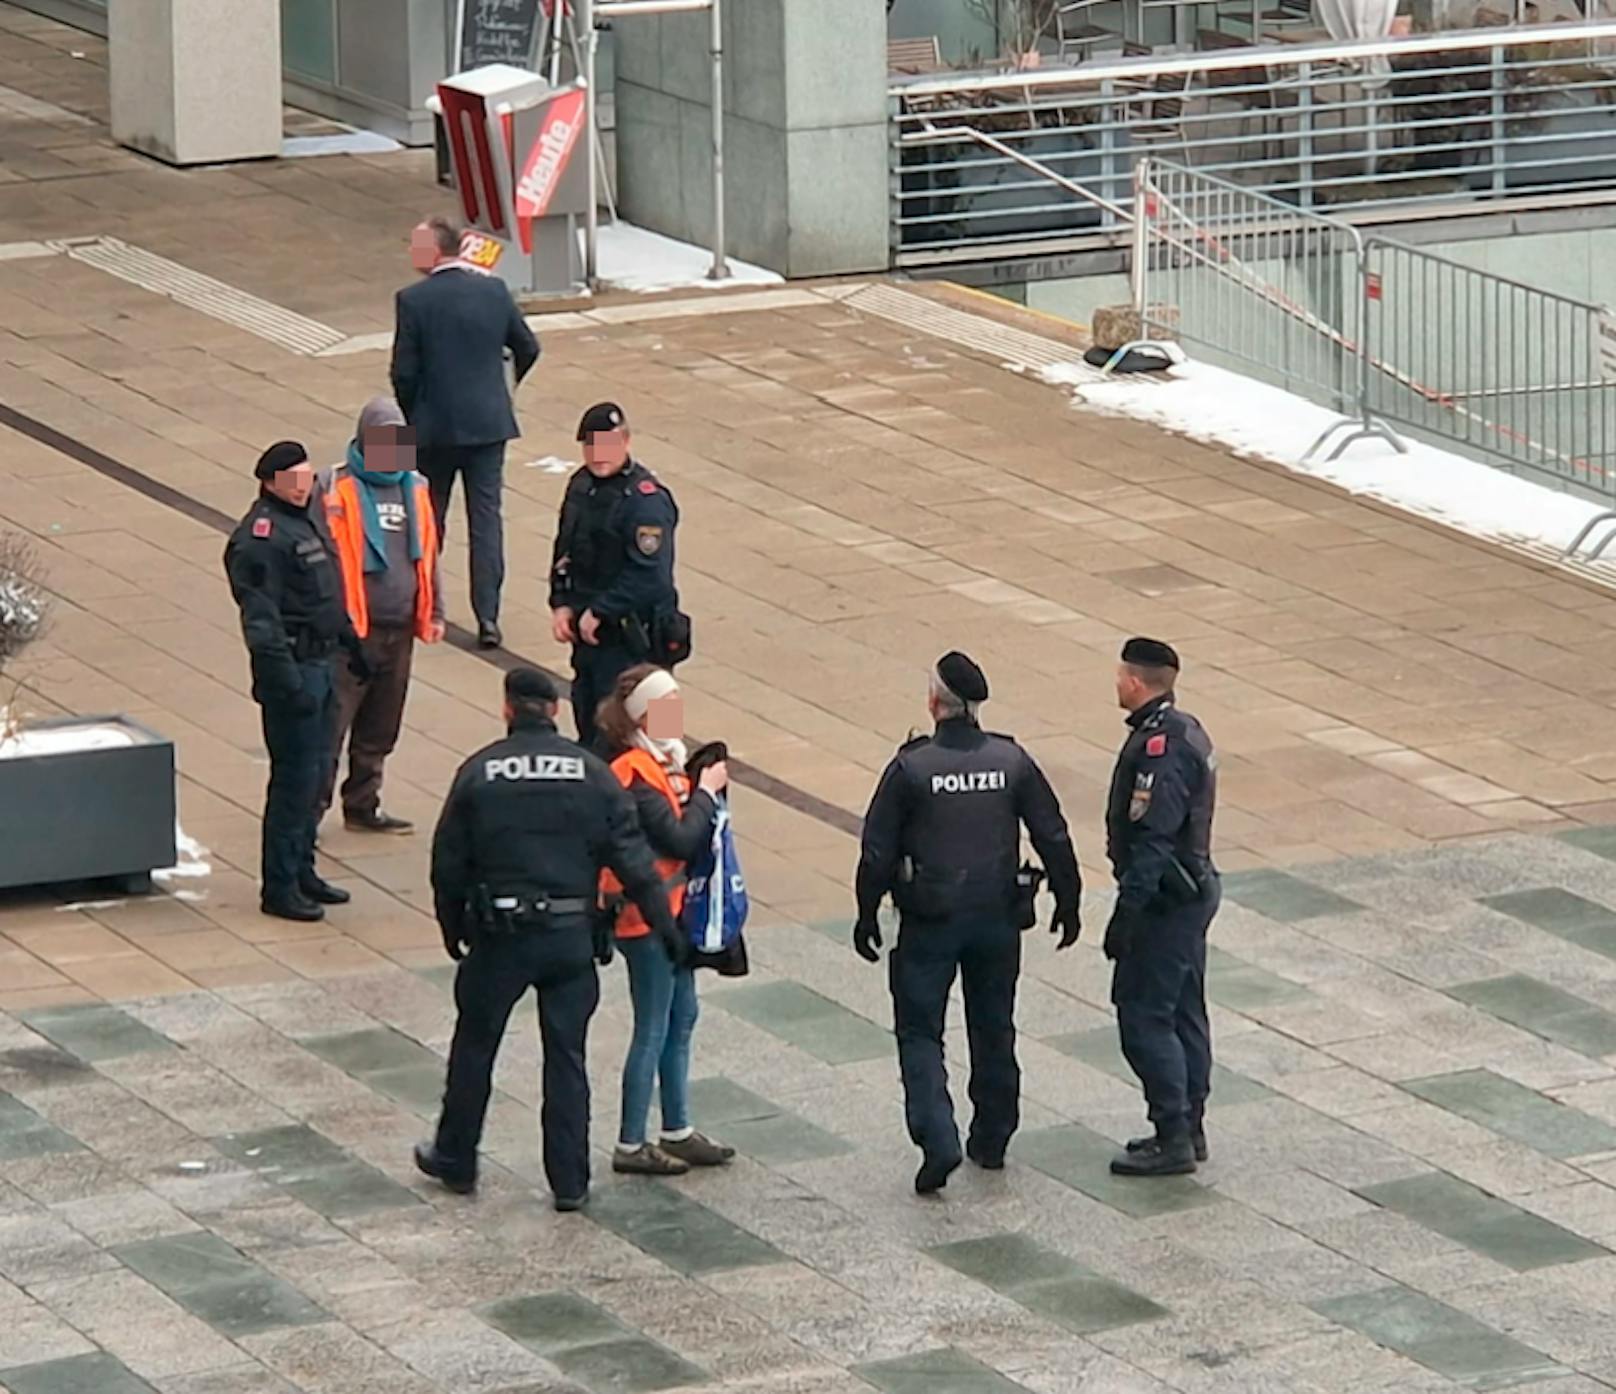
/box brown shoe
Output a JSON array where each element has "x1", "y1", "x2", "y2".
[
  {"x1": 612, "y1": 1144, "x2": 689, "y2": 1176},
  {"x1": 659, "y1": 1132, "x2": 735, "y2": 1168}
]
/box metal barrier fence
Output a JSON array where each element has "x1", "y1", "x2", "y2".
[
  {"x1": 891, "y1": 20, "x2": 1616, "y2": 266},
  {"x1": 1132, "y1": 159, "x2": 1616, "y2": 512}
]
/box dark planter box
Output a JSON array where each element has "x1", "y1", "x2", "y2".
[{"x1": 0, "y1": 715, "x2": 177, "y2": 894}]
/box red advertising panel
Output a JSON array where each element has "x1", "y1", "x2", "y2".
[
  {"x1": 514, "y1": 87, "x2": 587, "y2": 251},
  {"x1": 437, "y1": 82, "x2": 508, "y2": 235}
]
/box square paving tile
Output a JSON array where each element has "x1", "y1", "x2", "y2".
[
  {"x1": 1403, "y1": 1068, "x2": 1616, "y2": 1159},
  {"x1": 854, "y1": 1347, "x2": 1028, "y2": 1394},
  {"x1": 301, "y1": 1027, "x2": 437, "y2": 1076},
  {"x1": 115, "y1": 1233, "x2": 326, "y2": 1337},
  {"x1": 1012, "y1": 1124, "x2": 1221, "y2": 1219},
  {"x1": 0, "y1": 1092, "x2": 82, "y2": 1161},
  {"x1": 1556, "y1": 826, "x2": 1616, "y2": 861},
  {"x1": 17, "y1": 1004, "x2": 172, "y2": 1062},
  {"x1": 1220, "y1": 870, "x2": 1363, "y2": 922},
  {"x1": 1448, "y1": 974, "x2": 1616, "y2": 1058},
  {"x1": 1041, "y1": 1028, "x2": 1270, "y2": 1107},
  {"x1": 115, "y1": 1233, "x2": 256, "y2": 1291},
  {"x1": 1205, "y1": 947, "x2": 1312, "y2": 1010},
  {"x1": 0, "y1": 1352, "x2": 157, "y2": 1394},
  {"x1": 587, "y1": 1182, "x2": 782, "y2": 1274},
  {"x1": 1357, "y1": 1171, "x2": 1608, "y2": 1271},
  {"x1": 1482, "y1": 889, "x2": 1616, "y2": 959},
  {"x1": 717, "y1": 1112, "x2": 853, "y2": 1165},
  {"x1": 479, "y1": 1292, "x2": 628, "y2": 1354},
  {"x1": 929, "y1": 1233, "x2": 1083, "y2": 1289},
  {"x1": 213, "y1": 1126, "x2": 420, "y2": 1217},
  {"x1": 552, "y1": 1337, "x2": 709, "y2": 1394},
  {"x1": 708, "y1": 983, "x2": 891, "y2": 1064},
  {"x1": 686, "y1": 1077, "x2": 782, "y2": 1127},
  {"x1": 1314, "y1": 1285, "x2": 1562, "y2": 1388}
]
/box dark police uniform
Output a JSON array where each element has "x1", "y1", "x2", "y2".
[
  {"x1": 224, "y1": 488, "x2": 354, "y2": 914},
  {"x1": 856, "y1": 667, "x2": 1080, "y2": 1190},
  {"x1": 1104, "y1": 692, "x2": 1220, "y2": 1164},
  {"x1": 425, "y1": 693, "x2": 677, "y2": 1206},
  {"x1": 549, "y1": 412, "x2": 680, "y2": 749}
]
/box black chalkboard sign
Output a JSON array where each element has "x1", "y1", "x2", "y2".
[{"x1": 458, "y1": 0, "x2": 543, "y2": 71}]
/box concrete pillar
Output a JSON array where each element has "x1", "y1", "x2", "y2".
[
  {"x1": 110, "y1": 0, "x2": 283, "y2": 165},
  {"x1": 614, "y1": 0, "x2": 890, "y2": 278}
]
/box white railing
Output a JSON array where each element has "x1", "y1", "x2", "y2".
[{"x1": 891, "y1": 20, "x2": 1616, "y2": 264}]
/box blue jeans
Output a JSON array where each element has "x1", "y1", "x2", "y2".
[{"x1": 618, "y1": 933, "x2": 699, "y2": 1147}]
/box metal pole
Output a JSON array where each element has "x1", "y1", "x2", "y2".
[
  {"x1": 707, "y1": 0, "x2": 729, "y2": 280},
  {"x1": 581, "y1": 0, "x2": 599, "y2": 286},
  {"x1": 1131, "y1": 157, "x2": 1149, "y2": 315}
]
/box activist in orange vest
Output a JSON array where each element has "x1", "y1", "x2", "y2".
[
  {"x1": 318, "y1": 397, "x2": 445, "y2": 835},
  {"x1": 596, "y1": 666, "x2": 736, "y2": 1178}
]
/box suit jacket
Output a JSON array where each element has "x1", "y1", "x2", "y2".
[{"x1": 390, "y1": 267, "x2": 541, "y2": 448}]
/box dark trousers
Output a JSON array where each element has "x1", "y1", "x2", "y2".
[
  {"x1": 1111, "y1": 884, "x2": 1220, "y2": 1139},
  {"x1": 318, "y1": 626, "x2": 414, "y2": 818},
  {"x1": 888, "y1": 917, "x2": 1022, "y2": 1164},
  {"x1": 421, "y1": 442, "x2": 505, "y2": 625},
  {"x1": 434, "y1": 924, "x2": 600, "y2": 1200},
  {"x1": 570, "y1": 637, "x2": 637, "y2": 751},
  {"x1": 259, "y1": 659, "x2": 333, "y2": 902}
]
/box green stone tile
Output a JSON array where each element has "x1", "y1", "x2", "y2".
[
  {"x1": 588, "y1": 1183, "x2": 782, "y2": 1275},
  {"x1": 0, "y1": 1044, "x2": 95, "y2": 1087},
  {"x1": 709, "y1": 983, "x2": 891, "y2": 1064},
  {"x1": 1555, "y1": 825, "x2": 1616, "y2": 861},
  {"x1": 301, "y1": 1027, "x2": 437, "y2": 1075},
  {"x1": 17, "y1": 1004, "x2": 172, "y2": 1063},
  {"x1": 214, "y1": 1125, "x2": 350, "y2": 1171},
  {"x1": 717, "y1": 1113, "x2": 852, "y2": 1164},
  {"x1": 552, "y1": 1337, "x2": 709, "y2": 1394},
  {"x1": 177, "y1": 1272, "x2": 327, "y2": 1337},
  {"x1": 1014, "y1": 1274, "x2": 1168, "y2": 1335},
  {"x1": 1314, "y1": 1285, "x2": 1562, "y2": 1388},
  {"x1": 1012, "y1": 1124, "x2": 1221, "y2": 1219},
  {"x1": 361, "y1": 1063, "x2": 446, "y2": 1116},
  {"x1": 928, "y1": 1233, "x2": 1085, "y2": 1289},
  {"x1": 1039, "y1": 1030, "x2": 1269, "y2": 1108},
  {"x1": 1208, "y1": 1064, "x2": 1274, "y2": 1107},
  {"x1": 115, "y1": 1233, "x2": 256, "y2": 1291},
  {"x1": 0, "y1": 1092, "x2": 82, "y2": 1161},
  {"x1": 1357, "y1": 1171, "x2": 1607, "y2": 1271},
  {"x1": 854, "y1": 1347, "x2": 1028, "y2": 1394},
  {"x1": 1205, "y1": 947, "x2": 1311, "y2": 1010},
  {"x1": 1482, "y1": 889, "x2": 1616, "y2": 960},
  {"x1": 1220, "y1": 869, "x2": 1363, "y2": 922},
  {"x1": 0, "y1": 1352, "x2": 157, "y2": 1394},
  {"x1": 1449, "y1": 974, "x2": 1616, "y2": 1058},
  {"x1": 686, "y1": 1077, "x2": 781, "y2": 1127},
  {"x1": 276, "y1": 1159, "x2": 422, "y2": 1219},
  {"x1": 1404, "y1": 1069, "x2": 1616, "y2": 1160},
  {"x1": 480, "y1": 1292, "x2": 628, "y2": 1354}
]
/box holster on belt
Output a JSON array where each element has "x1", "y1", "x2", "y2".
[
  {"x1": 593, "y1": 895, "x2": 624, "y2": 966},
  {"x1": 1013, "y1": 862, "x2": 1046, "y2": 931}
]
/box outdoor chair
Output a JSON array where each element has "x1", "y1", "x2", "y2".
[{"x1": 889, "y1": 36, "x2": 944, "y2": 75}]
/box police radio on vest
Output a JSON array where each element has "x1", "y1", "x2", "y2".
[
  {"x1": 485, "y1": 754, "x2": 585, "y2": 782},
  {"x1": 931, "y1": 770, "x2": 1007, "y2": 794}
]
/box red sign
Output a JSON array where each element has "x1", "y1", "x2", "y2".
[
  {"x1": 437, "y1": 82, "x2": 508, "y2": 234},
  {"x1": 514, "y1": 87, "x2": 587, "y2": 253},
  {"x1": 541, "y1": 0, "x2": 572, "y2": 13},
  {"x1": 1366, "y1": 272, "x2": 1383, "y2": 301}
]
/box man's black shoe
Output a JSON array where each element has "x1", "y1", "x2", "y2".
[
  {"x1": 966, "y1": 1141, "x2": 1005, "y2": 1171},
  {"x1": 1111, "y1": 1136, "x2": 1197, "y2": 1177},
  {"x1": 414, "y1": 1142, "x2": 476, "y2": 1195},
  {"x1": 300, "y1": 877, "x2": 351, "y2": 905},
  {"x1": 344, "y1": 809, "x2": 414, "y2": 835},
  {"x1": 477, "y1": 620, "x2": 502, "y2": 649},
  {"x1": 915, "y1": 1150, "x2": 963, "y2": 1195},
  {"x1": 261, "y1": 893, "x2": 324, "y2": 923},
  {"x1": 554, "y1": 1191, "x2": 588, "y2": 1213},
  {"x1": 1127, "y1": 1130, "x2": 1208, "y2": 1163}
]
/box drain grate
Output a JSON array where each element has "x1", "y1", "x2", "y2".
[{"x1": 54, "y1": 237, "x2": 347, "y2": 356}]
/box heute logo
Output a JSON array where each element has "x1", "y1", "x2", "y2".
[{"x1": 515, "y1": 90, "x2": 586, "y2": 222}]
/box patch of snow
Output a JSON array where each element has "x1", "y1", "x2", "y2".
[
  {"x1": 1047, "y1": 358, "x2": 1610, "y2": 554},
  {"x1": 282, "y1": 131, "x2": 403, "y2": 158},
  {"x1": 591, "y1": 222, "x2": 781, "y2": 295},
  {"x1": 527, "y1": 456, "x2": 575, "y2": 474},
  {"x1": 155, "y1": 828, "x2": 211, "y2": 884},
  {"x1": 56, "y1": 898, "x2": 125, "y2": 913},
  {"x1": 0, "y1": 720, "x2": 135, "y2": 759}
]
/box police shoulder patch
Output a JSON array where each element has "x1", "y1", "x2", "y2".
[
  {"x1": 252, "y1": 517, "x2": 272, "y2": 539},
  {"x1": 638, "y1": 479, "x2": 658, "y2": 495},
  {"x1": 635, "y1": 525, "x2": 664, "y2": 556},
  {"x1": 1145, "y1": 733, "x2": 1168, "y2": 757}
]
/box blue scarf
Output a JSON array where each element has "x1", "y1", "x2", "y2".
[{"x1": 346, "y1": 441, "x2": 422, "y2": 574}]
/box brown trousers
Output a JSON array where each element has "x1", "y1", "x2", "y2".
[{"x1": 319, "y1": 626, "x2": 414, "y2": 818}]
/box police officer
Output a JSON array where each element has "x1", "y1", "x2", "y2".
[
  {"x1": 549, "y1": 403, "x2": 682, "y2": 749},
  {"x1": 1103, "y1": 637, "x2": 1221, "y2": 1178},
  {"x1": 854, "y1": 652, "x2": 1082, "y2": 1195},
  {"x1": 415, "y1": 666, "x2": 681, "y2": 1212},
  {"x1": 224, "y1": 441, "x2": 365, "y2": 923}
]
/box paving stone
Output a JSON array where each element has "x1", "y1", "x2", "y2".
[
  {"x1": 15, "y1": 1007, "x2": 172, "y2": 1064},
  {"x1": 1481, "y1": 889, "x2": 1616, "y2": 960},
  {"x1": 153, "y1": 1367, "x2": 301, "y2": 1394},
  {"x1": 1204, "y1": 947, "x2": 1312, "y2": 1011},
  {"x1": 0, "y1": 1094, "x2": 81, "y2": 1162},
  {"x1": 0, "y1": 1352, "x2": 157, "y2": 1394},
  {"x1": 212, "y1": 1127, "x2": 419, "y2": 1218},
  {"x1": 114, "y1": 1233, "x2": 326, "y2": 1337},
  {"x1": 300, "y1": 1028, "x2": 436, "y2": 1076},
  {"x1": 853, "y1": 1347, "x2": 1028, "y2": 1394},
  {"x1": 717, "y1": 1113, "x2": 853, "y2": 1165},
  {"x1": 1356, "y1": 1172, "x2": 1609, "y2": 1271},
  {"x1": 1220, "y1": 871, "x2": 1364, "y2": 922},
  {"x1": 687, "y1": 1078, "x2": 783, "y2": 1127},
  {"x1": 1448, "y1": 974, "x2": 1616, "y2": 1059},
  {"x1": 586, "y1": 1183, "x2": 783, "y2": 1275},
  {"x1": 480, "y1": 1292, "x2": 629, "y2": 1353},
  {"x1": 1403, "y1": 1069, "x2": 1616, "y2": 1159},
  {"x1": 1038, "y1": 1026, "x2": 1271, "y2": 1108},
  {"x1": 1012, "y1": 1124, "x2": 1222, "y2": 1219},
  {"x1": 553, "y1": 1337, "x2": 710, "y2": 1393},
  {"x1": 708, "y1": 984, "x2": 892, "y2": 1065}
]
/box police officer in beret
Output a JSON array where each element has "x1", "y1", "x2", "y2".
[
  {"x1": 549, "y1": 403, "x2": 683, "y2": 750},
  {"x1": 224, "y1": 442, "x2": 367, "y2": 922},
  {"x1": 854, "y1": 652, "x2": 1082, "y2": 1194},
  {"x1": 1103, "y1": 637, "x2": 1221, "y2": 1177},
  {"x1": 416, "y1": 666, "x2": 681, "y2": 1212}
]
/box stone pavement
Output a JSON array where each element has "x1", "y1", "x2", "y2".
[{"x1": 7, "y1": 5, "x2": 1616, "y2": 1391}]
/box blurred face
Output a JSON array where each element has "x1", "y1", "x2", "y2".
[
  {"x1": 582, "y1": 428, "x2": 631, "y2": 477},
  {"x1": 266, "y1": 463, "x2": 315, "y2": 509},
  {"x1": 360, "y1": 423, "x2": 416, "y2": 472},
  {"x1": 643, "y1": 690, "x2": 683, "y2": 741},
  {"x1": 1116, "y1": 663, "x2": 1148, "y2": 712},
  {"x1": 409, "y1": 222, "x2": 444, "y2": 275}
]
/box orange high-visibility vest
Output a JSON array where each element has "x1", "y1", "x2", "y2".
[
  {"x1": 323, "y1": 466, "x2": 439, "y2": 641},
  {"x1": 600, "y1": 746, "x2": 690, "y2": 939}
]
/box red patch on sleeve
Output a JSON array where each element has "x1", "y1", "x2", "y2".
[
  {"x1": 1145, "y1": 733, "x2": 1168, "y2": 757},
  {"x1": 252, "y1": 517, "x2": 272, "y2": 538},
  {"x1": 638, "y1": 479, "x2": 657, "y2": 495}
]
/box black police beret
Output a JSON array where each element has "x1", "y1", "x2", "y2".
[
  {"x1": 505, "y1": 666, "x2": 558, "y2": 704},
  {"x1": 576, "y1": 401, "x2": 627, "y2": 440},
  {"x1": 936, "y1": 650, "x2": 989, "y2": 703},
  {"x1": 254, "y1": 440, "x2": 308, "y2": 480},
  {"x1": 1122, "y1": 637, "x2": 1181, "y2": 671}
]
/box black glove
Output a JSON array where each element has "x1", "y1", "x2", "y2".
[
  {"x1": 441, "y1": 919, "x2": 469, "y2": 962},
  {"x1": 853, "y1": 918, "x2": 882, "y2": 963},
  {"x1": 287, "y1": 687, "x2": 319, "y2": 718},
  {"x1": 1051, "y1": 903, "x2": 1081, "y2": 950},
  {"x1": 1103, "y1": 905, "x2": 1137, "y2": 962}
]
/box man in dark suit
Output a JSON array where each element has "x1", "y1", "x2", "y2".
[{"x1": 391, "y1": 217, "x2": 541, "y2": 649}]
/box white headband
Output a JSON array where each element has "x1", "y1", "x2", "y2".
[{"x1": 625, "y1": 669, "x2": 679, "y2": 722}]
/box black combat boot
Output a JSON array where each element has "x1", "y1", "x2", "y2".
[
  {"x1": 915, "y1": 1148, "x2": 963, "y2": 1195},
  {"x1": 414, "y1": 1141, "x2": 476, "y2": 1195},
  {"x1": 1111, "y1": 1134, "x2": 1197, "y2": 1177},
  {"x1": 1126, "y1": 1128, "x2": 1208, "y2": 1162}
]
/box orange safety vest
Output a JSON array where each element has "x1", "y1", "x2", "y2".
[
  {"x1": 600, "y1": 746, "x2": 690, "y2": 939},
  {"x1": 322, "y1": 467, "x2": 439, "y2": 641}
]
